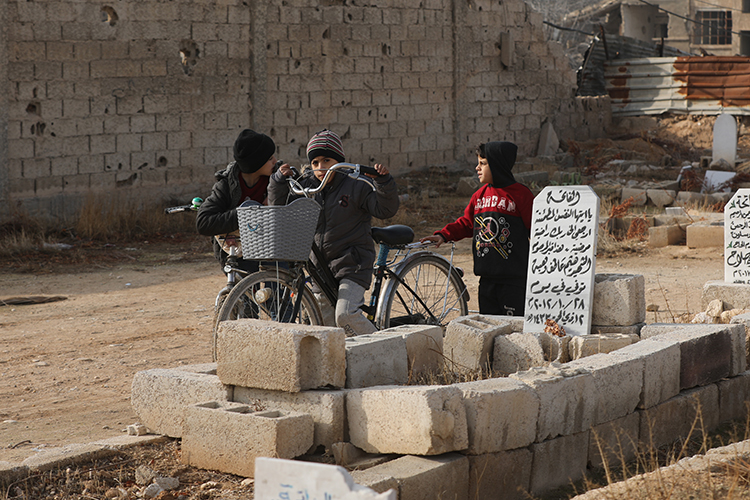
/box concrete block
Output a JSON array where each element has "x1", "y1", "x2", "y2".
[
  {"x1": 347, "y1": 385, "x2": 468, "y2": 455},
  {"x1": 233, "y1": 387, "x2": 345, "y2": 451},
  {"x1": 566, "y1": 353, "x2": 641, "y2": 424},
  {"x1": 468, "y1": 448, "x2": 533, "y2": 500},
  {"x1": 345, "y1": 333, "x2": 409, "y2": 388},
  {"x1": 131, "y1": 368, "x2": 232, "y2": 438},
  {"x1": 530, "y1": 431, "x2": 590, "y2": 496},
  {"x1": 0, "y1": 462, "x2": 29, "y2": 490},
  {"x1": 590, "y1": 323, "x2": 644, "y2": 336},
  {"x1": 592, "y1": 274, "x2": 646, "y2": 326},
  {"x1": 609, "y1": 338, "x2": 681, "y2": 409},
  {"x1": 646, "y1": 325, "x2": 736, "y2": 389},
  {"x1": 455, "y1": 377, "x2": 540, "y2": 454},
  {"x1": 444, "y1": 315, "x2": 513, "y2": 372},
  {"x1": 588, "y1": 413, "x2": 640, "y2": 469},
  {"x1": 216, "y1": 319, "x2": 346, "y2": 392},
  {"x1": 182, "y1": 401, "x2": 314, "y2": 478},
  {"x1": 568, "y1": 333, "x2": 639, "y2": 360},
  {"x1": 353, "y1": 454, "x2": 469, "y2": 500},
  {"x1": 639, "y1": 384, "x2": 719, "y2": 449},
  {"x1": 648, "y1": 224, "x2": 684, "y2": 247},
  {"x1": 538, "y1": 331, "x2": 571, "y2": 362},
  {"x1": 731, "y1": 312, "x2": 750, "y2": 365},
  {"x1": 348, "y1": 468, "x2": 400, "y2": 495},
  {"x1": 646, "y1": 189, "x2": 676, "y2": 208},
  {"x1": 378, "y1": 324, "x2": 443, "y2": 378},
  {"x1": 510, "y1": 364, "x2": 597, "y2": 441},
  {"x1": 718, "y1": 371, "x2": 750, "y2": 424},
  {"x1": 687, "y1": 223, "x2": 723, "y2": 248},
  {"x1": 621, "y1": 187, "x2": 647, "y2": 205},
  {"x1": 675, "y1": 191, "x2": 708, "y2": 206},
  {"x1": 21, "y1": 444, "x2": 116, "y2": 472},
  {"x1": 703, "y1": 280, "x2": 750, "y2": 310},
  {"x1": 492, "y1": 332, "x2": 546, "y2": 375}
]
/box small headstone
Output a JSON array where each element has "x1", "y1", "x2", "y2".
[
  {"x1": 254, "y1": 457, "x2": 396, "y2": 499},
  {"x1": 702, "y1": 170, "x2": 735, "y2": 193},
  {"x1": 725, "y1": 189, "x2": 750, "y2": 283},
  {"x1": 537, "y1": 121, "x2": 559, "y2": 156},
  {"x1": 523, "y1": 186, "x2": 600, "y2": 336},
  {"x1": 713, "y1": 113, "x2": 737, "y2": 167}
]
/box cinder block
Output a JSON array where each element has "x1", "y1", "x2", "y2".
[
  {"x1": 731, "y1": 312, "x2": 750, "y2": 365},
  {"x1": 444, "y1": 315, "x2": 513, "y2": 372},
  {"x1": 609, "y1": 338, "x2": 680, "y2": 409},
  {"x1": 530, "y1": 431, "x2": 589, "y2": 496},
  {"x1": 538, "y1": 331, "x2": 571, "y2": 362},
  {"x1": 568, "y1": 333, "x2": 639, "y2": 360},
  {"x1": 639, "y1": 384, "x2": 719, "y2": 449},
  {"x1": 686, "y1": 223, "x2": 723, "y2": 248},
  {"x1": 347, "y1": 385, "x2": 468, "y2": 455},
  {"x1": 492, "y1": 332, "x2": 546, "y2": 375},
  {"x1": 592, "y1": 274, "x2": 646, "y2": 326},
  {"x1": 131, "y1": 368, "x2": 232, "y2": 438},
  {"x1": 455, "y1": 377, "x2": 540, "y2": 454},
  {"x1": 468, "y1": 448, "x2": 533, "y2": 500},
  {"x1": 378, "y1": 324, "x2": 443, "y2": 378},
  {"x1": 233, "y1": 387, "x2": 345, "y2": 451},
  {"x1": 352, "y1": 454, "x2": 469, "y2": 500},
  {"x1": 646, "y1": 324, "x2": 738, "y2": 389},
  {"x1": 510, "y1": 364, "x2": 597, "y2": 442},
  {"x1": 703, "y1": 280, "x2": 750, "y2": 309},
  {"x1": 621, "y1": 187, "x2": 647, "y2": 205},
  {"x1": 718, "y1": 371, "x2": 750, "y2": 424},
  {"x1": 216, "y1": 319, "x2": 346, "y2": 392},
  {"x1": 182, "y1": 401, "x2": 313, "y2": 478},
  {"x1": 588, "y1": 413, "x2": 640, "y2": 469},
  {"x1": 566, "y1": 353, "x2": 641, "y2": 424},
  {"x1": 648, "y1": 224, "x2": 684, "y2": 247},
  {"x1": 345, "y1": 333, "x2": 408, "y2": 388}
]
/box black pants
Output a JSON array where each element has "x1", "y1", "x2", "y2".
[{"x1": 478, "y1": 278, "x2": 526, "y2": 317}]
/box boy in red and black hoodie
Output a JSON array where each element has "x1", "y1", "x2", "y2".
[{"x1": 421, "y1": 141, "x2": 534, "y2": 316}]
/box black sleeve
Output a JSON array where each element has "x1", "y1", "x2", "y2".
[{"x1": 195, "y1": 178, "x2": 239, "y2": 236}]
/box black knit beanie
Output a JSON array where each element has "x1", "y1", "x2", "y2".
[{"x1": 233, "y1": 129, "x2": 276, "y2": 174}]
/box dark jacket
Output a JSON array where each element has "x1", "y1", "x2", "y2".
[
  {"x1": 196, "y1": 161, "x2": 267, "y2": 266},
  {"x1": 269, "y1": 168, "x2": 399, "y2": 288}
]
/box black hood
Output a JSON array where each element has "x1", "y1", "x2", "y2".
[{"x1": 485, "y1": 141, "x2": 517, "y2": 188}]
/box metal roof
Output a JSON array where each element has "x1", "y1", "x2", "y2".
[{"x1": 604, "y1": 56, "x2": 750, "y2": 116}]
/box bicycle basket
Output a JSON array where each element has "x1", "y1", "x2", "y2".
[{"x1": 237, "y1": 197, "x2": 321, "y2": 261}]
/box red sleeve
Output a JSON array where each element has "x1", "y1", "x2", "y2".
[{"x1": 435, "y1": 191, "x2": 478, "y2": 242}]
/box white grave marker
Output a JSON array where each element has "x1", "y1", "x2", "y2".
[
  {"x1": 523, "y1": 186, "x2": 600, "y2": 336},
  {"x1": 725, "y1": 189, "x2": 750, "y2": 283},
  {"x1": 254, "y1": 457, "x2": 396, "y2": 500},
  {"x1": 713, "y1": 113, "x2": 737, "y2": 167}
]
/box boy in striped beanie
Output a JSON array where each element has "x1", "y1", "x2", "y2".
[{"x1": 269, "y1": 129, "x2": 400, "y2": 335}]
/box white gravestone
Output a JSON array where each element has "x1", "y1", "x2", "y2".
[
  {"x1": 254, "y1": 457, "x2": 396, "y2": 500},
  {"x1": 725, "y1": 189, "x2": 750, "y2": 283},
  {"x1": 523, "y1": 186, "x2": 600, "y2": 336},
  {"x1": 713, "y1": 113, "x2": 737, "y2": 167}
]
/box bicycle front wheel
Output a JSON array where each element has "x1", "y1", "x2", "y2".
[
  {"x1": 376, "y1": 253, "x2": 469, "y2": 329},
  {"x1": 214, "y1": 268, "x2": 324, "y2": 343}
]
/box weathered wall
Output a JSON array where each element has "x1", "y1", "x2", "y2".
[{"x1": 1, "y1": 0, "x2": 609, "y2": 221}]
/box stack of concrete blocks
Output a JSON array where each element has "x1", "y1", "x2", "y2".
[{"x1": 131, "y1": 317, "x2": 750, "y2": 500}]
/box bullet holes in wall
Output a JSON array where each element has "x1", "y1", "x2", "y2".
[
  {"x1": 179, "y1": 40, "x2": 200, "y2": 76},
  {"x1": 101, "y1": 6, "x2": 118, "y2": 26}
]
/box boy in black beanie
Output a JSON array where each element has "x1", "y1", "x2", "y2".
[{"x1": 197, "y1": 128, "x2": 280, "y2": 273}]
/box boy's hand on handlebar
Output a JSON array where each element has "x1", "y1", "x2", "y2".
[
  {"x1": 278, "y1": 163, "x2": 295, "y2": 177},
  {"x1": 419, "y1": 234, "x2": 445, "y2": 248},
  {"x1": 366, "y1": 163, "x2": 389, "y2": 178}
]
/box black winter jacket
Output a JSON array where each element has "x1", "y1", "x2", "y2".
[{"x1": 268, "y1": 168, "x2": 399, "y2": 288}]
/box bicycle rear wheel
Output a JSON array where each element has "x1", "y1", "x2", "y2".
[
  {"x1": 376, "y1": 253, "x2": 469, "y2": 329},
  {"x1": 213, "y1": 268, "x2": 324, "y2": 359}
]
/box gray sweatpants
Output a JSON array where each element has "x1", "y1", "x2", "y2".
[{"x1": 315, "y1": 279, "x2": 377, "y2": 336}]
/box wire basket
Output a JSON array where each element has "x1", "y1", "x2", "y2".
[{"x1": 237, "y1": 197, "x2": 321, "y2": 261}]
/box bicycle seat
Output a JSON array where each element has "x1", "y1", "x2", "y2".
[{"x1": 371, "y1": 225, "x2": 414, "y2": 246}]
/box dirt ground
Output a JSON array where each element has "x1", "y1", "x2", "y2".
[{"x1": 0, "y1": 234, "x2": 724, "y2": 465}]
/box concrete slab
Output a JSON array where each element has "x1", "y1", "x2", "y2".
[
  {"x1": 455, "y1": 377, "x2": 540, "y2": 454},
  {"x1": 347, "y1": 385, "x2": 468, "y2": 455},
  {"x1": 217, "y1": 319, "x2": 346, "y2": 392},
  {"x1": 21, "y1": 443, "x2": 116, "y2": 473}
]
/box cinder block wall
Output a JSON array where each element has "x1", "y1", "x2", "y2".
[{"x1": 1, "y1": 0, "x2": 610, "y2": 221}]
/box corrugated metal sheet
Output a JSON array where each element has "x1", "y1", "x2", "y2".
[
  {"x1": 577, "y1": 33, "x2": 691, "y2": 97},
  {"x1": 604, "y1": 56, "x2": 750, "y2": 116}
]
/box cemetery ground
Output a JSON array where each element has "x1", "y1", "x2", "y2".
[{"x1": 0, "y1": 113, "x2": 746, "y2": 498}]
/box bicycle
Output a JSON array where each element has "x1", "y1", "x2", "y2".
[{"x1": 213, "y1": 163, "x2": 469, "y2": 351}]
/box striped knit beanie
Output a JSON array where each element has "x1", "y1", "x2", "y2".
[{"x1": 306, "y1": 129, "x2": 345, "y2": 163}]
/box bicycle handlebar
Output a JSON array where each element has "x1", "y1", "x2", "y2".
[
  {"x1": 287, "y1": 163, "x2": 380, "y2": 198},
  {"x1": 164, "y1": 197, "x2": 203, "y2": 214}
]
